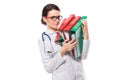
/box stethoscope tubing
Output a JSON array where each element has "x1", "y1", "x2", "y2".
[{"x1": 42, "y1": 32, "x2": 54, "y2": 53}]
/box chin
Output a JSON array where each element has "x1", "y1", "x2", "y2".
[
  {"x1": 53, "y1": 26, "x2": 58, "y2": 30},
  {"x1": 53, "y1": 25, "x2": 58, "y2": 28},
  {"x1": 52, "y1": 28, "x2": 57, "y2": 31}
]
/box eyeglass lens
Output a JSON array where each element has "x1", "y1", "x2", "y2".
[{"x1": 51, "y1": 16, "x2": 62, "y2": 21}]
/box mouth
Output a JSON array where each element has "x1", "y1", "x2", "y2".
[{"x1": 54, "y1": 23, "x2": 59, "y2": 26}]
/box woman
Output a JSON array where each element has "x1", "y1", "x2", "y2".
[{"x1": 38, "y1": 3, "x2": 90, "y2": 80}]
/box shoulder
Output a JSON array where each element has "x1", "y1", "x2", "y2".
[
  {"x1": 38, "y1": 30, "x2": 48, "y2": 41},
  {"x1": 38, "y1": 25, "x2": 47, "y2": 39}
]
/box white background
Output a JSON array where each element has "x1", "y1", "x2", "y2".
[{"x1": 0, "y1": 0, "x2": 120, "y2": 80}]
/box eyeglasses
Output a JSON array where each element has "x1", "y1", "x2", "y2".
[{"x1": 46, "y1": 15, "x2": 63, "y2": 21}]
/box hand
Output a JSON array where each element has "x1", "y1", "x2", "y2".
[
  {"x1": 82, "y1": 20, "x2": 89, "y2": 40},
  {"x1": 60, "y1": 38, "x2": 77, "y2": 57}
]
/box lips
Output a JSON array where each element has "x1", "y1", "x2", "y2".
[{"x1": 54, "y1": 23, "x2": 59, "y2": 26}]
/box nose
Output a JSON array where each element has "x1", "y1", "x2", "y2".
[{"x1": 55, "y1": 18, "x2": 60, "y2": 23}]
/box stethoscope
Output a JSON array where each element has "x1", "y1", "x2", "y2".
[{"x1": 42, "y1": 32, "x2": 54, "y2": 54}]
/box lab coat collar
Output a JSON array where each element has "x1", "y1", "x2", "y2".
[{"x1": 45, "y1": 29, "x2": 58, "y2": 35}]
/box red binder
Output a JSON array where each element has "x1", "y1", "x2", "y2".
[
  {"x1": 55, "y1": 32, "x2": 61, "y2": 42},
  {"x1": 64, "y1": 16, "x2": 81, "y2": 31},
  {"x1": 62, "y1": 16, "x2": 81, "y2": 41},
  {"x1": 54, "y1": 32, "x2": 63, "y2": 45},
  {"x1": 58, "y1": 14, "x2": 75, "y2": 31}
]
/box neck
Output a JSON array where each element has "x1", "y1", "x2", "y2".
[{"x1": 47, "y1": 27, "x2": 58, "y2": 32}]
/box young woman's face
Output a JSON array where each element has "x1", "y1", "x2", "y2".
[{"x1": 43, "y1": 9, "x2": 62, "y2": 31}]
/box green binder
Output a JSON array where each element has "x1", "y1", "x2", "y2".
[{"x1": 70, "y1": 16, "x2": 87, "y2": 59}]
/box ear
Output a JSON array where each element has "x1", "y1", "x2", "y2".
[{"x1": 43, "y1": 17, "x2": 47, "y2": 23}]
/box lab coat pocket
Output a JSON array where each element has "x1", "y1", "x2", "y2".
[{"x1": 53, "y1": 62, "x2": 68, "y2": 80}]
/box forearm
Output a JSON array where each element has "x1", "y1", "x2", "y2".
[
  {"x1": 60, "y1": 47, "x2": 67, "y2": 57},
  {"x1": 81, "y1": 40, "x2": 90, "y2": 60},
  {"x1": 83, "y1": 30, "x2": 89, "y2": 40}
]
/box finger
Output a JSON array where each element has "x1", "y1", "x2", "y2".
[
  {"x1": 69, "y1": 38, "x2": 76, "y2": 44},
  {"x1": 64, "y1": 39, "x2": 69, "y2": 43},
  {"x1": 82, "y1": 23, "x2": 84, "y2": 27},
  {"x1": 71, "y1": 41, "x2": 77, "y2": 46},
  {"x1": 82, "y1": 20, "x2": 87, "y2": 26},
  {"x1": 69, "y1": 42, "x2": 77, "y2": 51},
  {"x1": 82, "y1": 25, "x2": 84, "y2": 30}
]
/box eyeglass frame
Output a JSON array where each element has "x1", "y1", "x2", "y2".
[{"x1": 45, "y1": 15, "x2": 63, "y2": 21}]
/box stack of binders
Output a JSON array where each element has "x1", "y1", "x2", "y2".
[{"x1": 55, "y1": 14, "x2": 87, "y2": 59}]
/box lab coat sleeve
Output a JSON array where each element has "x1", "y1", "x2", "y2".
[
  {"x1": 38, "y1": 38, "x2": 65, "y2": 73},
  {"x1": 81, "y1": 40, "x2": 90, "y2": 60}
]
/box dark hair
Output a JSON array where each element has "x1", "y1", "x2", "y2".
[{"x1": 41, "y1": 3, "x2": 60, "y2": 25}]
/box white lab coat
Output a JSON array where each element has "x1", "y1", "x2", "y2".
[{"x1": 38, "y1": 29, "x2": 90, "y2": 80}]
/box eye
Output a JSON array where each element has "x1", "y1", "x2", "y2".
[
  {"x1": 46, "y1": 15, "x2": 63, "y2": 21},
  {"x1": 51, "y1": 16, "x2": 57, "y2": 20},
  {"x1": 58, "y1": 16, "x2": 63, "y2": 20}
]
